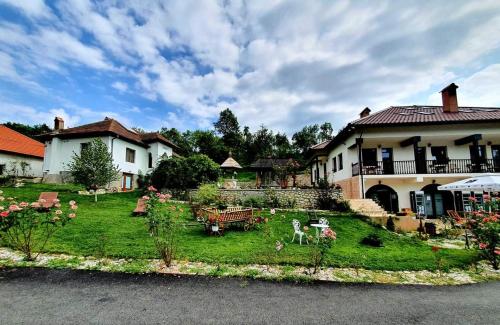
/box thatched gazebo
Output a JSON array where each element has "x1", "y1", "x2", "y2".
[{"x1": 220, "y1": 152, "x2": 242, "y2": 179}]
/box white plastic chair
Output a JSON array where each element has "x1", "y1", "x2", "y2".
[
  {"x1": 318, "y1": 217, "x2": 330, "y2": 234},
  {"x1": 292, "y1": 219, "x2": 308, "y2": 245}
]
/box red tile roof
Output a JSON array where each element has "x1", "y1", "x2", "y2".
[
  {"x1": 310, "y1": 139, "x2": 331, "y2": 150},
  {"x1": 39, "y1": 118, "x2": 178, "y2": 149},
  {"x1": 0, "y1": 125, "x2": 45, "y2": 158},
  {"x1": 353, "y1": 105, "x2": 500, "y2": 126}
]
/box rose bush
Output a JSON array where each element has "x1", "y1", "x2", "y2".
[
  {"x1": 0, "y1": 190, "x2": 77, "y2": 261},
  {"x1": 142, "y1": 186, "x2": 179, "y2": 267}
]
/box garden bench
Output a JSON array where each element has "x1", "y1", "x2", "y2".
[
  {"x1": 133, "y1": 198, "x2": 147, "y2": 215},
  {"x1": 38, "y1": 192, "x2": 58, "y2": 209}
]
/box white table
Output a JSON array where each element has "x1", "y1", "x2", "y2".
[{"x1": 310, "y1": 223, "x2": 329, "y2": 242}]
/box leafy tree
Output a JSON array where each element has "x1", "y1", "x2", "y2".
[
  {"x1": 191, "y1": 130, "x2": 227, "y2": 163},
  {"x1": 150, "y1": 154, "x2": 221, "y2": 190},
  {"x1": 253, "y1": 125, "x2": 275, "y2": 158},
  {"x1": 67, "y1": 138, "x2": 120, "y2": 202},
  {"x1": 319, "y1": 122, "x2": 334, "y2": 142},
  {"x1": 274, "y1": 132, "x2": 295, "y2": 158},
  {"x1": 241, "y1": 126, "x2": 255, "y2": 165},
  {"x1": 160, "y1": 127, "x2": 193, "y2": 156},
  {"x1": 3, "y1": 122, "x2": 51, "y2": 139},
  {"x1": 214, "y1": 108, "x2": 242, "y2": 150},
  {"x1": 292, "y1": 124, "x2": 319, "y2": 155}
]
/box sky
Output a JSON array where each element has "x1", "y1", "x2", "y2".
[{"x1": 1, "y1": 0, "x2": 500, "y2": 136}]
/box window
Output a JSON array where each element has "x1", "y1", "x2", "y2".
[
  {"x1": 125, "y1": 148, "x2": 135, "y2": 163},
  {"x1": 362, "y1": 148, "x2": 377, "y2": 166},
  {"x1": 332, "y1": 157, "x2": 337, "y2": 172},
  {"x1": 0, "y1": 164, "x2": 5, "y2": 175},
  {"x1": 492, "y1": 145, "x2": 500, "y2": 171},
  {"x1": 431, "y1": 146, "x2": 448, "y2": 164},
  {"x1": 148, "y1": 153, "x2": 153, "y2": 168},
  {"x1": 338, "y1": 153, "x2": 343, "y2": 170},
  {"x1": 80, "y1": 142, "x2": 89, "y2": 153}
]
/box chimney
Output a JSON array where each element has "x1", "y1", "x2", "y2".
[
  {"x1": 359, "y1": 107, "x2": 371, "y2": 119},
  {"x1": 441, "y1": 83, "x2": 459, "y2": 113},
  {"x1": 54, "y1": 117, "x2": 64, "y2": 131}
]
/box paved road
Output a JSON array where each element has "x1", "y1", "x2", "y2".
[{"x1": 0, "y1": 268, "x2": 499, "y2": 325}]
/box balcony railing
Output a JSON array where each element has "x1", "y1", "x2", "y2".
[{"x1": 352, "y1": 159, "x2": 499, "y2": 176}]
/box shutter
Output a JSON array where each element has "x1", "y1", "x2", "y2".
[
  {"x1": 454, "y1": 191, "x2": 463, "y2": 212},
  {"x1": 410, "y1": 191, "x2": 416, "y2": 212}
]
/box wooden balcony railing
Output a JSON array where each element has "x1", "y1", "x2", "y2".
[{"x1": 352, "y1": 159, "x2": 499, "y2": 176}]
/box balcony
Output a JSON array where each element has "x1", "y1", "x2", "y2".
[{"x1": 352, "y1": 159, "x2": 499, "y2": 176}]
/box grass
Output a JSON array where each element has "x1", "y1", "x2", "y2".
[{"x1": 0, "y1": 183, "x2": 478, "y2": 271}]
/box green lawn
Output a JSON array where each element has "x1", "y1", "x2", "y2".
[{"x1": 0, "y1": 184, "x2": 477, "y2": 271}]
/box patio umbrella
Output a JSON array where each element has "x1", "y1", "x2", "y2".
[{"x1": 437, "y1": 174, "x2": 500, "y2": 192}]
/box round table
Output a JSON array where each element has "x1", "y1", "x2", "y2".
[{"x1": 310, "y1": 223, "x2": 329, "y2": 242}]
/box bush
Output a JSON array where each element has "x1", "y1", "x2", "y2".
[
  {"x1": 151, "y1": 154, "x2": 221, "y2": 190},
  {"x1": 361, "y1": 233, "x2": 384, "y2": 247},
  {"x1": 242, "y1": 196, "x2": 266, "y2": 209},
  {"x1": 264, "y1": 188, "x2": 280, "y2": 207},
  {"x1": 193, "y1": 184, "x2": 220, "y2": 206},
  {"x1": 386, "y1": 216, "x2": 395, "y2": 232}
]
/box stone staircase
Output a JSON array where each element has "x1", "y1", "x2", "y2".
[{"x1": 348, "y1": 198, "x2": 390, "y2": 218}]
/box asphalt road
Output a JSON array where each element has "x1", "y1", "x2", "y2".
[{"x1": 0, "y1": 268, "x2": 499, "y2": 325}]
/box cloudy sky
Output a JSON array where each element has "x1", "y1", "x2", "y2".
[{"x1": 1, "y1": 0, "x2": 500, "y2": 135}]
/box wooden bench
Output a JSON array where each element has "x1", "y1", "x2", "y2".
[
  {"x1": 201, "y1": 207, "x2": 254, "y2": 234},
  {"x1": 133, "y1": 198, "x2": 147, "y2": 215},
  {"x1": 38, "y1": 192, "x2": 58, "y2": 209}
]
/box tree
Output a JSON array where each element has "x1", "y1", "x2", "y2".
[
  {"x1": 3, "y1": 122, "x2": 52, "y2": 139},
  {"x1": 319, "y1": 122, "x2": 333, "y2": 142},
  {"x1": 67, "y1": 138, "x2": 120, "y2": 202},
  {"x1": 274, "y1": 132, "x2": 295, "y2": 158},
  {"x1": 214, "y1": 108, "x2": 242, "y2": 150},
  {"x1": 253, "y1": 125, "x2": 275, "y2": 158},
  {"x1": 191, "y1": 130, "x2": 227, "y2": 163},
  {"x1": 160, "y1": 127, "x2": 193, "y2": 156},
  {"x1": 292, "y1": 124, "x2": 319, "y2": 155}
]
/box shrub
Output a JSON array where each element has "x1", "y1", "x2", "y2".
[
  {"x1": 361, "y1": 233, "x2": 384, "y2": 247},
  {"x1": 0, "y1": 191, "x2": 78, "y2": 260},
  {"x1": 151, "y1": 154, "x2": 220, "y2": 190},
  {"x1": 193, "y1": 184, "x2": 220, "y2": 206},
  {"x1": 386, "y1": 216, "x2": 395, "y2": 232},
  {"x1": 143, "y1": 186, "x2": 179, "y2": 267},
  {"x1": 264, "y1": 188, "x2": 280, "y2": 207},
  {"x1": 309, "y1": 227, "x2": 337, "y2": 274},
  {"x1": 242, "y1": 195, "x2": 265, "y2": 209}
]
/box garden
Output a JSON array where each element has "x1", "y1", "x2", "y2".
[{"x1": 0, "y1": 183, "x2": 481, "y2": 274}]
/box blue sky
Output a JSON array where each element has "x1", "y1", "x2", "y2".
[{"x1": 1, "y1": 0, "x2": 500, "y2": 135}]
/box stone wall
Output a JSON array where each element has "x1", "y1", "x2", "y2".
[{"x1": 190, "y1": 188, "x2": 343, "y2": 209}]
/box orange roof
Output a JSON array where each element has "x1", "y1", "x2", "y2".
[{"x1": 0, "y1": 125, "x2": 45, "y2": 158}]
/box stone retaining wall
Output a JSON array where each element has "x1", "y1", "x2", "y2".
[{"x1": 189, "y1": 188, "x2": 343, "y2": 209}]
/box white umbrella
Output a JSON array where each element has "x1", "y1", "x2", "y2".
[{"x1": 438, "y1": 174, "x2": 500, "y2": 192}]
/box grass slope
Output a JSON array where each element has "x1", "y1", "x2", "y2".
[{"x1": 0, "y1": 184, "x2": 476, "y2": 271}]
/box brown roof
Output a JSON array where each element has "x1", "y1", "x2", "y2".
[
  {"x1": 310, "y1": 139, "x2": 331, "y2": 150},
  {"x1": 250, "y1": 158, "x2": 298, "y2": 170},
  {"x1": 39, "y1": 118, "x2": 177, "y2": 149},
  {"x1": 353, "y1": 105, "x2": 500, "y2": 126},
  {"x1": 0, "y1": 125, "x2": 44, "y2": 158}
]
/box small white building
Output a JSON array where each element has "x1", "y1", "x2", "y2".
[
  {"x1": 40, "y1": 117, "x2": 178, "y2": 191},
  {"x1": 0, "y1": 125, "x2": 45, "y2": 177},
  {"x1": 309, "y1": 83, "x2": 500, "y2": 218}
]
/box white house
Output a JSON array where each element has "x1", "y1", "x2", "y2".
[
  {"x1": 0, "y1": 125, "x2": 45, "y2": 177},
  {"x1": 309, "y1": 84, "x2": 500, "y2": 218},
  {"x1": 40, "y1": 117, "x2": 178, "y2": 191}
]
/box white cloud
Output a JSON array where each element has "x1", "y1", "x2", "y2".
[
  {"x1": 0, "y1": 0, "x2": 53, "y2": 19},
  {"x1": 111, "y1": 81, "x2": 128, "y2": 92}
]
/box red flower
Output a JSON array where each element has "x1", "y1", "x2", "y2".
[
  {"x1": 0, "y1": 211, "x2": 9, "y2": 218},
  {"x1": 479, "y1": 242, "x2": 488, "y2": 249},
  {"x1": 482, "y1": 217, "x2": 490, "y2": 223},
  {"x1": 495, "y1": 250, "x2": 500, "y2": 256}
]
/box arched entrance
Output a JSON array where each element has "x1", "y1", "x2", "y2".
[
  {"x1": 421, "y1": 184, "x2": 454, "y2": 218},
  {"x1": 366, "y1": 184, "x2": 399, "y2": 213}
]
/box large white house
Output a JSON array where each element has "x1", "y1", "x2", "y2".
[
  {"x1": 309, "y1": 84, "x2": 500, "y2": 218},
  {"x1": 0, "y1": 125, "x2": 45, "y2": 177},
  {"x1": 40, "y1": 117, "x2": 178, "y2": 191}
]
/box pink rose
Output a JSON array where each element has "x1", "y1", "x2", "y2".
[
  {"x1": 495, "y1": 250, "x2": 500, "y2": 256},
  {"x1": 54, "y1": 203, "x2": 61, "y2": 208},
  {"x1": 30, "y1": 202, "x2": 40, "y2": 208},
  {"x1": 159, "y1": 198, "x2": 166, "y2": 203},
  {"x1": 69, "y1": 200, "x2": 76, "y2": 206},
  {"x1": 8, "y1": 205, "x2": 20, "y2": 211},
  {"x1": 0, "y1": 211, "x2": 9, "y2": 217},
  {"x1": 38, "y1": 198, "x2": 46, "y2": 203},
  {"x1": 70, "y1": 205, "x2": 78, "y2": 210},
  {"x1": 142, "y1": 196, "x2": 150, "y2": 200},
  {"x1": 479, "y1": 243, "x2": 488, "y2": 249},
  {"x1": 53, "y1": 199, "x2": 60, "y2": 203},
  {"x1": 147, "y1": 186, "x2": 157, "y2": 192},
  {"x1": 68, "y1": 213, "x2": 76, "y2": 219}
]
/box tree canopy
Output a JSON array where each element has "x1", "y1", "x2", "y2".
[{"x1": 3, "y1": 122, "x2": 51, "y2": 139}]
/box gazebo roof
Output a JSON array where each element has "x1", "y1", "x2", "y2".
[{"x1": 221, "y1": 156, "x2": 242, "y2": 169}]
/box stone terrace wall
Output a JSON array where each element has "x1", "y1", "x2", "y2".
[{"x1": 190, "y1": 188, "x2": 343, "y2": 209}]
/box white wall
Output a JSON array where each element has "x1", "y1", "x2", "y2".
[
  {"x1": 0, "y1": 153, "x2": 43, "y2": 177},
  {"x1": 147, "y1": 142, "x2": 173, "y2": 170}
]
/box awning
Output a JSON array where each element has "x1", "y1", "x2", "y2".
[{"x1": 437, "y1": 174, "x2": 500, "y2": 192}]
